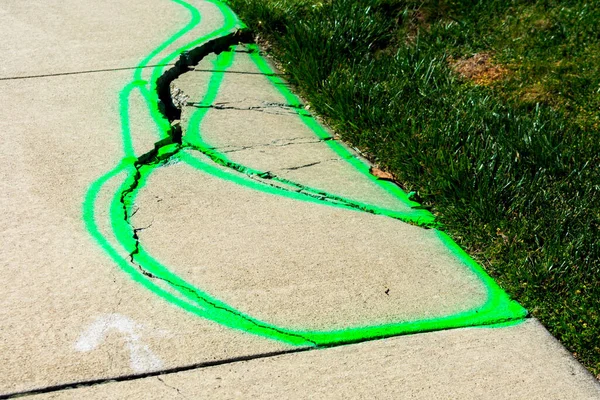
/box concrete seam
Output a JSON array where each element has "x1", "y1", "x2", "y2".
[{"x1": 0, "y1": 64, "x2": 176, "y2": 81}]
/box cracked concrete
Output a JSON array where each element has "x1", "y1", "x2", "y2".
[
  {"x1": 3, "y1": 0, "x2": 600, "y2": 398},
  {"x1": 173, "y1": 47, "x2": 420, "y2": 213},
  {"x1": 218, "y1": 136, "x2": 336, "y2": 154},
  {"x1": 131, "y1": 159, "x2": 489, "y2": 330},
  {"x1": 187, "y1": 100, "x2": 310, "y2": 116},
  {"x1": 156, "y1": 376, "x2": 189, "y2": 399},
  {"x1": 0, "y1": 1, "x2": 289, "y2": 396}
]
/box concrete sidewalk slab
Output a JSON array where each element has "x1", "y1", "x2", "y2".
[
  {"x1": 131, "y1": 159, "x2": 488, "y2": 330},
  {"x1": 2, "y1": 0, "x2": 598, "y2": 397},
  {"x1": 0, "y1": 70, "x2": 288, "y2": 396},
  {"x1": 29, "y1": 320, "x2": 600, "y2": 399},
  {"x1": 0, "y1": 2, "x2": 271, "y2": 395},
  {"x1": 129, "y1": 45, "x2": 522, "y2": 341},
  {"x1": 175, "y1": 49, "x2": 421, "y2": 214},
  {"x1": 0, "y1": 0, "x2": 223, "y2": 79}
]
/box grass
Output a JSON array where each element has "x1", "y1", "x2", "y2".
[{"x1": 227, "y1": 0, "x2": 600, "y2": 376}]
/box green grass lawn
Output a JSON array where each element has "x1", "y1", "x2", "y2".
[{"x1": 227, "y1": 0, "x2": 600, "y2": 376}]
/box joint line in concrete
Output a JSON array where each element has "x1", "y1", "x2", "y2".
[{"x1": 0, "y1": 64, "x2": 176, "y2": 81}]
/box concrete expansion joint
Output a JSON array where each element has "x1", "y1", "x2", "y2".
[
  {"x1": 1, "y1": 319, "x2": 539, "y2": 400},
  {"x1": 0, "y1": 63, "x2": 178, "y2": 82},
  {"x1": 1, "y1": 348, "x2": 316, "y2": 399}
]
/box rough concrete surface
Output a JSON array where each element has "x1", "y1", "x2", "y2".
[
  {"x1": 2, "y1": 0, "x2": 599, "y2": 398},
  {"x1": 175, "y1": 50, "x2": 417, "y2": 213},
  {"x1": 0, "y1": 1, "x2": 282, "y2": 395},
  {"x1": 131, "y1": 159, "x2": 488, "y2": 330},
  {"x1": 30, "y1": 320, "x2": 600, "y2": 399},
  {"x1": 0, "y1": 0, "x2": 222, "y2": 79},
  {"x1": 0, "y1": 60, "x2": 289, "y2": 398}
]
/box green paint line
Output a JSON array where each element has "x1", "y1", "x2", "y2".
[
  {"x1": 176, "y1": 46, "x2": 523, "y2": 321},
  {"x1": 120, "y1": 81, "x2": 166, "y2": 157},
  {"x1": 246, "y1": 45, "x2": 424, "y2": 209},
  {"x1": 131, "y1": 0, "x2": 203, "y2": 141},
  {"x1": 182, "y1": 50, "x2": 436, "y2": 227},
  {"x1": 103, "y1": 149, "x2": 525, "y2": 348},
  {"x1": 134, "y1": 0, "x2": 202, "y2": 76},
  {"x1": 183, "y1": 147, "x2": 435, "y2": 226},
  {"x1": 83, "y1": 166, "x2": 222, "y2": 326},
  {"x1": 106, "y1": 158, "x2": 317, "y2": 346},
  {"x1": 178, "y1": 154, "x2": 527, "y2": 340},
  {"x1": 83, "y1": 0, "x2": 527, "y2": 348}
]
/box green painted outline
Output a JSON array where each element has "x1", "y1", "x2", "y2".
[
  {"x1": 182, "y1": 49, "x2": 436, "y2": 227},
  {"x1": 83, "y1": 0, "x2": 527, "y2": 348}
]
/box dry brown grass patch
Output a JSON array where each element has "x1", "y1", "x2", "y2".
[{"x1": 449, "y1": 53, "x2": 507, "y2": 86}]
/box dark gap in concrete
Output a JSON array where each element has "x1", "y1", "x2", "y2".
[
  {"x1": 155, "y1": 29, "x2": 253, "y2": 122},
  {"x1": 0, "y1": 348, "x2": 313, "y2": 399},
  {"x1": 0, "y1": 63, "x2": 176, "y2": 81},
  {"x1": 1, "y1": 317, "x2": 532, "y2": 399},
  {"x1": 192, "y1": 68, "x2": 284, "y2": 76}
]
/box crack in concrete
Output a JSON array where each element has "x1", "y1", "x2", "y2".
[
  {"x1": 116, "y1": 138, "x2": 323, "y2": 347},
  {"x1": 116, "y1": 114, "x2": 425, "y2": 353},
  {"x1": 178, "y1": 142, "x2": 378, "y2": 213},
  {"x1": 156, "y1": 376, "x2": 190, "y2": 399},
  {"x1": 66, "y1": 2, "x2": 527, "y2": 387},
  {"x1": 190, "y1": 99, "x2": 305, "y2": 109},
  {"x1": 117, "y1": 136, "x2": 386, "y2": 350},
  {"x1": 187, "y1": 145, "x2": 426, "y2": 227},
  {"x1": 119, "y1": 138, "x2": 182, "y2": 266},
  {"x1": 137, "y1": 261, "x2": 319, "y2": 347},
  {"x1": 114, "y1": 29, "x2": 438, "y2": 357},
  {"x1": 156, "y1": 29, "x2": 253, "y2": 121},
  {"x1": 187, "y1": 101, "x2": 311, "y2": 117},
  {"x1": 116, "y1": 32, "x2": 325, "y2": 348},
  {"x1": 281, "y1": 160, "x2": 326, "y2": 171},
  {"x1": 192, "y1": 68, "x2": 283, "y2": 76},
  {"x1": 219, "y1": 137, "x2": 335, "y2": 154}
]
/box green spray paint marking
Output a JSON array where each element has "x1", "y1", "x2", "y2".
[
  {"x1": 245, "y1": 45, "x2": 424, "y2": 209},
  {"x1": 181, "y1": 49, "x2": 436, "y2": 227},
  {"x1": 83, "y1": 0, "x2": 527, "y2": 347}
]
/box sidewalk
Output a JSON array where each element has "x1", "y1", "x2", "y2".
[
  {"x1": 1, "y1": 0, "x2": 598, "y2": 398},
  {"x1": 27, "y1": 320, "x2": 600, "y2": 399}
]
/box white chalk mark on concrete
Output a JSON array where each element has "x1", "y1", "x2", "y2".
[{"x1": 75, "y1": 313, "x2": 164, "y2": 373}]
